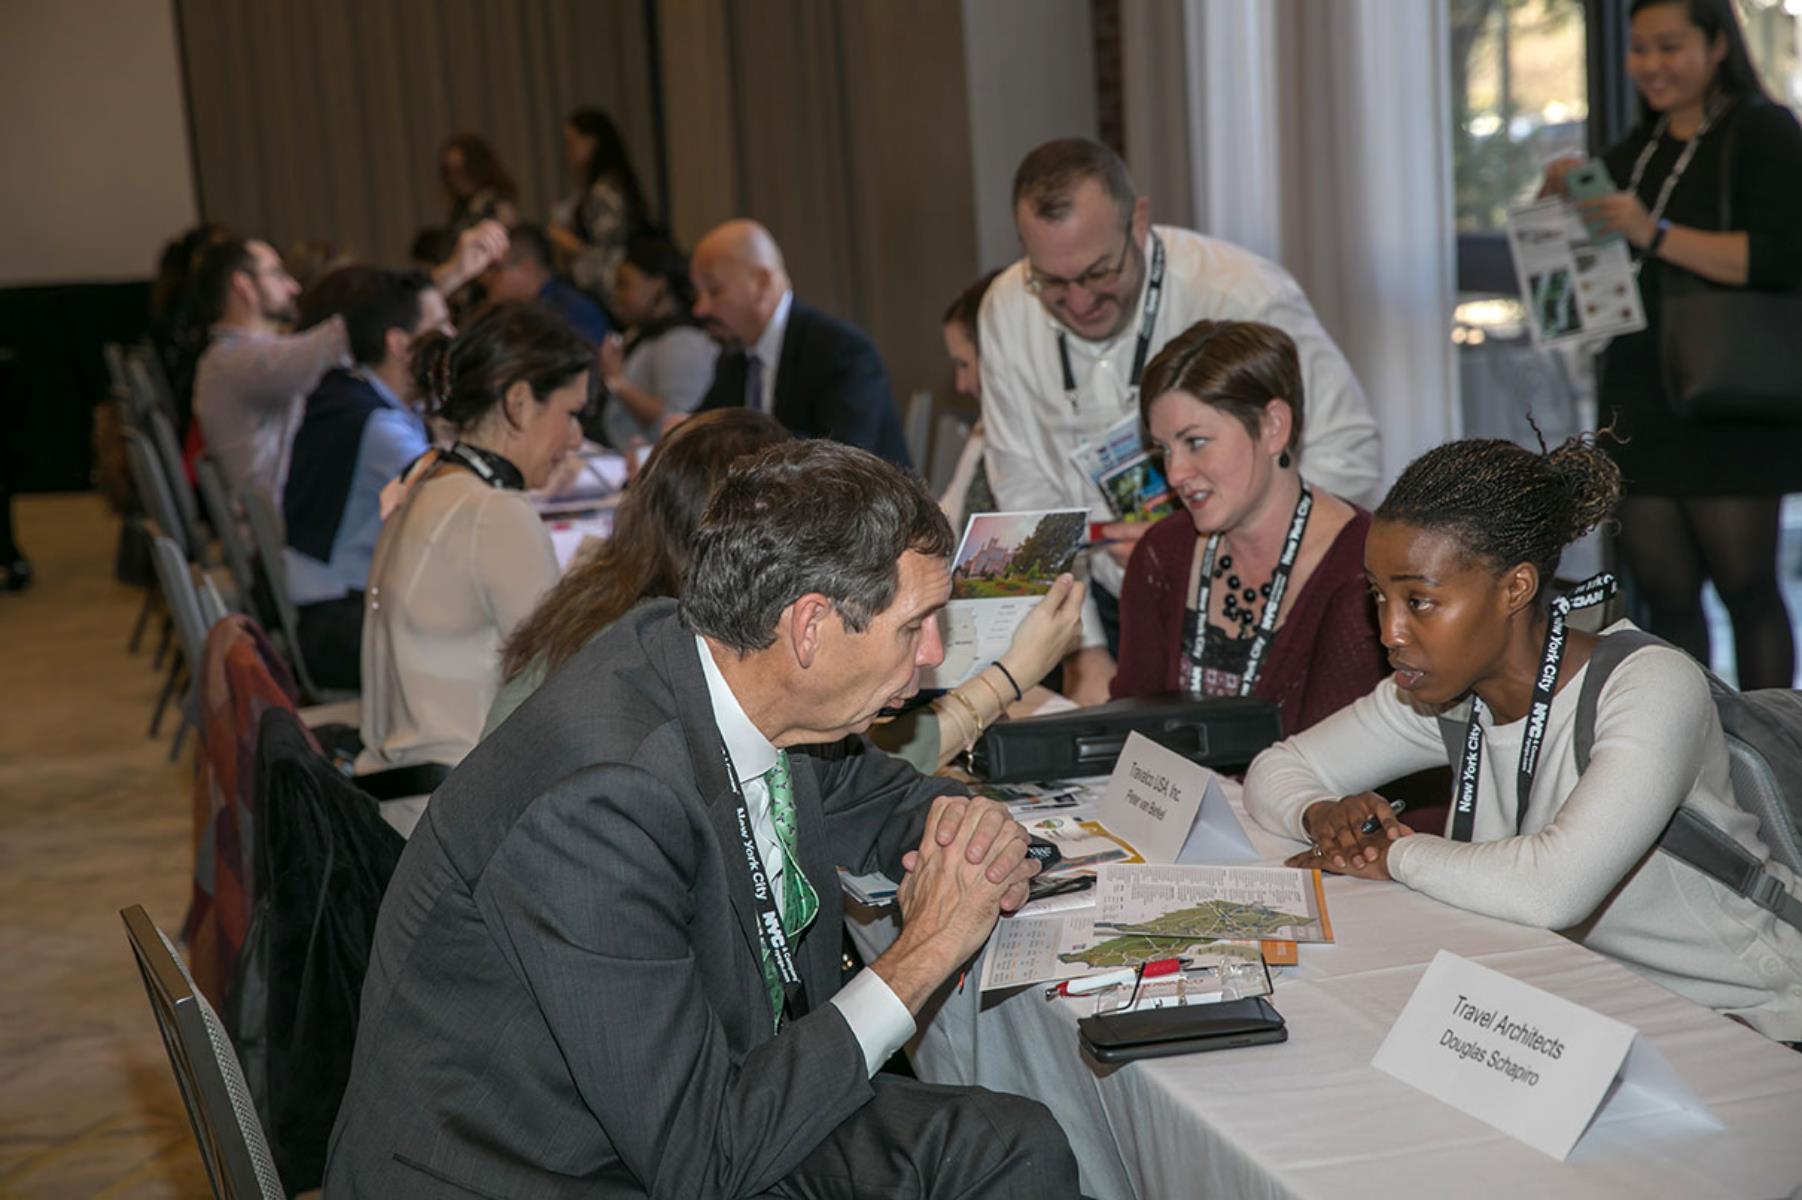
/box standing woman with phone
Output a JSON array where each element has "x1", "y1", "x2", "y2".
[{"x1": 1544, "y1": 0, "x2": 1802, "y2": 690}]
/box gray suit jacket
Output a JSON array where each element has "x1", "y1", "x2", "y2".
[{"x1": 323, "y1": 599, "x2": 957, "y2": 1197}]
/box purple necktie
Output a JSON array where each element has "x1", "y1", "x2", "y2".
[{"x1": 745, "y1": 352, "x2": 764, "y2": 413}]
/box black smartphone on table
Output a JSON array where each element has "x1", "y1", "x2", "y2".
[{"x1": 1078, "y1": 995, "x2": 1287, "y2": 1063}]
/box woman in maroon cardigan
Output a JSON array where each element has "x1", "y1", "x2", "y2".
[{"x1": 1111, "y1": 320, "x2": 1385, "y2": 736}]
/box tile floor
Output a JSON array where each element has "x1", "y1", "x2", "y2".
[{"x1": 0, "y1": 494, "x2": 207, "y2": 1197}]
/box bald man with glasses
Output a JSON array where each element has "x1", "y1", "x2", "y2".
[{"x1": 978, "y1": 137, "x2": 1381, "y2": 704}]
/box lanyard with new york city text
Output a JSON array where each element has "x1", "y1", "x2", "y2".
[
  {"x1": 1056, "y1": 232, "x2": 1167, "y2": 413},
  {"x1": 1449, "y1": 573, "x2": 1617, "y2": 842}
]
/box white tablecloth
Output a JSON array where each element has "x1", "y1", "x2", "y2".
[{"x1": 851, "y1": 786, "x2": 1802, "y2": 1199}]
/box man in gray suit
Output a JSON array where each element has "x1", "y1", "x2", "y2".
[{"x1": 324, "y1": 441, "x2": 1080, "y2": 1196}]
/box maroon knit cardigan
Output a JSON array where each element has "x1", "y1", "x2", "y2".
[{"x1": 1110, "y1": 506, "x2": 1387, "y2": 737}]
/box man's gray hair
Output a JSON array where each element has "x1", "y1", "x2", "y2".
[
  {"x1": 682, "y1": 441, "x2": 956, "y2": 653},
  {"x1": 1012, "y1": 137, "x2": 1136, "y2": 223}
]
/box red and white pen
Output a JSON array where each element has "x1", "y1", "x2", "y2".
[{"x1": 1043, "y1": 957, "x2": 1187, "y2": 1000}]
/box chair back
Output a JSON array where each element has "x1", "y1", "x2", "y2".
[
  {"x1": 198, "y1": 572, "x2": 231, "y2": 630},
  {"x1": 930, "y1": 413, "x2": 974, "y2": 500},
  {"x1": 904, "y1": 389, "x2": 935, "y2": 479},
  {"x1": 125, "y1": 343, "x2": 180, "y2": 422},
  {"x1": 103, "y1": 342, "x2": 133, "y2": 409},
  {"x1": 150, "y1": 535, "x2": 211, "y2": 674},
  {"x1": 243, "y1": 487, "x2": 336, "y2": 701},
  {"x1": 123, "y1": 428, "x2": 190, "y2": 560},
  {"x1": 145, "y1": 403, "x2": 210, "y2": 565},
  {"x1": 196, "y1": 456, "x2": 257, "y2": 612},
  {"x1": 120, "y1": 904, "x2": 285, "y2": 1200}
]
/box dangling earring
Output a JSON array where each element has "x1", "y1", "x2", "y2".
[{"x1": 1278, "y1": 450, "x2": 1292, "y2": 469}]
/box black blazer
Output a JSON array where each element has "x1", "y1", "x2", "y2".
[
  {"x1": 323, "y1": 599, "x2": 956, "y2": 1197},
  {"x1": 700, "y1": 299, "x2": 911, "y2": 467}
]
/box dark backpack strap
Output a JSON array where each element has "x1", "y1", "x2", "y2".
[
  {"x1": 1574, "y1": 629, "x2": 1802, "y2": 934},
  {"x1": 1662, "y1": 807, "x2": 1802, "y2": 931},
  {"x1": 1572, "y1": 629, "x2": 1665, "y2": 772}
]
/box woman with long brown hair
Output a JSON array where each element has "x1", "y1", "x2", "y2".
[
  {"x1": 439, "y1": 132, "x2": 519, "y2": 234},
  {"x1": 484, "y1": 408, "x2": 790, "y2": 732}
]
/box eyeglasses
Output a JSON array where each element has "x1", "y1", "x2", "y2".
[{"x1": 1025, "y1": 220, "x2": 1135, "y2": 300}]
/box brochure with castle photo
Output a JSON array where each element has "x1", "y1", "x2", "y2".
[{"x1": 919, "y1": 508, "x2": 1088, "y2": 689}]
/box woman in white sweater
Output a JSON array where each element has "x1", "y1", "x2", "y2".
[
  {"x1": 1245, "y1": 436, "x2": 1802, "y2": 1041},
  {"x1": 356, "y1": 303, "x2": 592, "y2": 773}
]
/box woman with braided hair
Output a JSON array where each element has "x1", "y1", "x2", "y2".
[{"x1": 1245, "y1": 436, "x2": 1802, "y2": 1040}]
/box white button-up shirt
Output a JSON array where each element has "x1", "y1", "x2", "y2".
[{"x1": 694, "y1": 636, "x2": 913, "y2": 1074}]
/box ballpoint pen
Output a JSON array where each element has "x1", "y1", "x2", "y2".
[
  {"x1": 1359, "y1": 798, "x2": 1407, "y2": 835},
  {"x1": 1044, "y1": 957, "x2": 1187, "y2": 1000}
]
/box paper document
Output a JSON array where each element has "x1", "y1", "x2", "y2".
[
  {"x1": 1505, "y1": 199, "x2": 1645, "y2": 349},
  {"x1": 1017, "y1": 815, "x2": 1140, "y2": 872},
  {"x1": 1095, "y1": 863, "x2": 1334, "y2": 944},
  {"x1": 837, "y1": 868, "x2": 897, "y2": 907},
  {"x1": 1069, "y1": 414, "x2": 1175, "y2": 523},
  {"x1": 921, "y1": 509, "x2": 1088, "y2": 688},
  {"x1": 979, "y1": 906, "x2": 1269, "y2": 992}
]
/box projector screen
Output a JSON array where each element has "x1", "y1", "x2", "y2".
[{"x1": 0, "y1": 0, "x2": 198, "y2": 286}]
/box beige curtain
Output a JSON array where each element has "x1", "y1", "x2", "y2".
[
  {"x1": 1121, "y1": 0, "x2": 1459, "y2": 490},
  {"x1": 657, "y1": 0, "x2": 980, "y2": 414},
  {"x1": 177, "y1": 0, "x2": 661, "y2": 267}
]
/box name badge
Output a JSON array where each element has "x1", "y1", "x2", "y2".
[
  {"x1": 1098, "y1": 732, "x2": 1257, "y2": 865},
  {"x1": 1372, "y1": 950, "x2": 1711, "y2": 1160}
]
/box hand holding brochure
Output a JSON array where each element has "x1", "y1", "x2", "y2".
[
  {"x1": 1504, "y1": 198, "x2": 1645, "y2": 349},
  {"x1": 921, "y1": 508, "x2": 1088, "y2": 688}
]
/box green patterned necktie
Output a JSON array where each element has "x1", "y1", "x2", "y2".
[{"x1": 756, "y1": 750, "x2": 818, "y2": 1030}]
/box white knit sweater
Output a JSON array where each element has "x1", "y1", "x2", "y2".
[{"x1": 1245, "y1": 622, "x2": 1802, "y2": 1041}]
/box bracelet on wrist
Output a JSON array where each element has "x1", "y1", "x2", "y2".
[
  {"x1": 992, "y1": 660, "x2": 1024, "y2": 702},
  {"x1": 1646, "y1": 218, "x2": 1671, "y2": 259},
  {"x1": 973, "y1": 671, "x2": 1010, "y2": 719},
  {"x1": 941, "y1": 688, "x2": 986, "y2": 754}
]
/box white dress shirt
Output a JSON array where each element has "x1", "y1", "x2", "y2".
[
  {"x1": 694, "y1": 636, "x2": 914, "y2": 1074},
  {"x1": 978, "y1": 224, "x2": 1382, "y2": 648},
  {"x1": 748, "y1": 290, "x2": 794, "y2": 414}
]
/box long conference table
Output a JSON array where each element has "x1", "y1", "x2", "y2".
[{"x1": 852, "y1": 783, "x2": 1802, "y2": 1199}]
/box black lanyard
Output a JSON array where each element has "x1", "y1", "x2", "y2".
[
  {"x1": 717, "y1": 738, "x2": 801, "y2": 1022},
  {"x1": 1056, "y1": 232, "x2": 1167, "y2": 413},
  {"x1": 1187, "y1": 486, "x2": 1313, "y2": 699},
  {"x1": 443, "y1": 442, "x2": 525, "y2": 490},
  {"x1": 1450, "y1": 573, "x2": 1618, "y2": 842}
]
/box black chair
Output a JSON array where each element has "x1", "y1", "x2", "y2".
[
  {"x1": 225, "y1": 706, "x2": 411, "y2": 1191},
  {"x1": 120, "y1": 904, "x2": 285, "y2": 1199}
]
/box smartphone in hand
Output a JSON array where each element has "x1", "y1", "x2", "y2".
[{"x1": 1563, "y1": 159, "x2": 1619, "y2": 240}]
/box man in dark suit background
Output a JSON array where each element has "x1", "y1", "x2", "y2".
[
  {"x1": 692, "y1": 219, "x2": 912, "y2": 467},
  {"x1": 324, "y1": 441, "x2": 1078, "y2": 1197}
]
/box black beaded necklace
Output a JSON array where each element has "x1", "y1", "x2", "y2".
[{"x1": 1213, "y1": 552, "x2": 1275, "y2": 633}]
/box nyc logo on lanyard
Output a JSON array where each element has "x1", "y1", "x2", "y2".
[{"x1": 1450, "y1": 574, "x2": 1618, "y2": 842}]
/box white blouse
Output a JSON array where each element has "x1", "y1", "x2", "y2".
[{"x1": 357, "y1": 469, "x2": 559, "y2": 773}]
